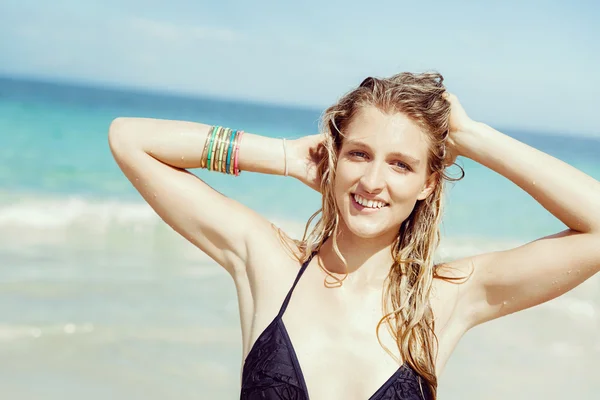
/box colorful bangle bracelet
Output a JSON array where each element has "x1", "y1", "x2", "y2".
[
  {"x1": 234, "y1": 130, "x2": 244, "y2": 176},
  {"x1": 210, "y1": 126, "x2": 221, "y2": 172},
  {"x1": 206, "y1": 126, "x2": 218, "y2": 171},
  {"x1": 214, "y1": 126, "x2": 225, "y2": 172},
  {"x1": 227, "y1": 129, "x2": 236, "y2": 173},
  {"x1": 201, "y1": 126, "x2": 215, "y2": 169},
  {"x1": 202, "y1": 125, "x2": 245, "y2": 176},
  {"x1": 215, "y1": 127, "x2": 224, "y2": 173},
  {"x1": 226, "y1": 130, "x2": 237, "y2": 174},
  {"x1": 220, "y1": 128, "x2": 232, "y2": 173}
]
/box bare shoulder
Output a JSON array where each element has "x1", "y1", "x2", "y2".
[
  {"x1": 243, "y1": 222, "x2": 305, "y2": 289},
  {"x1": 237, "y1": 222, "x2": 306, "y2": 351}
]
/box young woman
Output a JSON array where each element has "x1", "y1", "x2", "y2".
[{"x1": 108, "y1": 72, "x2": 600, "y2": 400}]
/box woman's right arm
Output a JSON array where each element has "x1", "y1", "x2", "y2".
[{"x1": 108, "y1": 117, "x2": 298, "y2": 276}]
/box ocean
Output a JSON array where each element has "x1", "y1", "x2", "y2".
[{"x1": 0, "y1": 76, "x2": 598, "y2": 399}]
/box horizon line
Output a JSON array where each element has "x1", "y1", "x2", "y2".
[{"x1": 1, "y1": 72, "x2": 599, "y2": 141}]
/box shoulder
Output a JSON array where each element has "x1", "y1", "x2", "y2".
[
  {"x1": 234, "y1": 222, "x2": 306, "y2": 329},
  {"x1": 242, "y1": 222, "x2": 305, "y2": 284}
]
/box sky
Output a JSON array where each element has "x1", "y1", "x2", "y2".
[{"x1": 1, "y1": 0, "x2": 599, "y2": 137}]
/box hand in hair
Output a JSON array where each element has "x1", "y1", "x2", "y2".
[
  {"x1": 288, "y1": 133, "x2": 326, "y2": 192},
  {"x1": 444, "y1": 92, "x2": 479, "y2": 164}
]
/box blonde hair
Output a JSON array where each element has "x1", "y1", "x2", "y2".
[{"x1": 281, "y1": 72, "x2": 463, "y2": 399}]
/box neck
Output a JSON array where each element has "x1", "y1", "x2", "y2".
[{"x1": 319, "y1": 224, "x2": 399, "y2": 289}]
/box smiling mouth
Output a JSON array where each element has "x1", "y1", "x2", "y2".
[{"x1": 351, "y1": 193, "x2": 389, "y2": 210}]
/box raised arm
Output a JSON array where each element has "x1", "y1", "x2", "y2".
[
  {"x1": 442, "y1": 95, "x2": 600, "y2": 328},
  {"x1": 108, "y1": 117, "x2": 294, "y2": 276}
]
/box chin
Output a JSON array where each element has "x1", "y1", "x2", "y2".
[
  {"x1": 348, "y1": 222, "x2": 395, "y2": 240},
  {"x1": 340, "y1": 211, "x2": 397, "y2": 240}
]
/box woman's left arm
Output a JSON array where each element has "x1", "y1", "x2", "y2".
[{"x1": 444, "y1": 94, "x2": 600, "y2": 328}]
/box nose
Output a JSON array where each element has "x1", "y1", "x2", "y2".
[{"x1": 359, "y1": 161, "x2": 385, "y2": 193}]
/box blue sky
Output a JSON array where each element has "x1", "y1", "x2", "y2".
[{"x1": 1, "y1": 0, "x2": 599, "y2": 136}]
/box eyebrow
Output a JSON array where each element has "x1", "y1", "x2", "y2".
[{"x1": 345, "y1": 140, "x2": 422, "y2": 167}]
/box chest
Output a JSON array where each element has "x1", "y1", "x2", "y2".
[
  {"x1": 283, "y1": 315, "x2": 407, "y2": 398},
  {"x1": 276, "y1": 271, "x2": 424, "y2": 399},
  {"x1": 243, "y1": 261, "x2": 465, "y2": 398}
]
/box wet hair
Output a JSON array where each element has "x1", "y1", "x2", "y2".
[{"x1": 283, "y1": 72, "x2": 464, "y2": 399}]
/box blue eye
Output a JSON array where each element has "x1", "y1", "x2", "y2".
[
  {"x1": 349, "y1": 151, "x2": 367, "y2": 158},
  {"x1": 395, "y1": 162, "x2": 409, "y2": 170}
]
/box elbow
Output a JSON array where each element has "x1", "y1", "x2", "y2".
[
  {"x1": 108, "y1": 117, "x2": 135, "y2": 151},
  {"x1": 108, "y1": 117, "x2": 128, "y2": 139}
]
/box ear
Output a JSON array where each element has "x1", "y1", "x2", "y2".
[{"x1": 417, "y1": 172, "x2": 438, "y2": 201}]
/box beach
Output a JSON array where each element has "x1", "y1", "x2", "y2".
[{"x1": 0, "y1": 76, "x2": 598, "y2": 399}]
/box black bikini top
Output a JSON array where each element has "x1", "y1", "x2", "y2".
[{"x1": 240, "y1": 251, "x2": 432, "y2": 400}]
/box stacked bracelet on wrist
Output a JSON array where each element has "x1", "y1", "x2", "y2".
[{"x1": 201, "y1": 125, "x2": 244, "y2": 175}]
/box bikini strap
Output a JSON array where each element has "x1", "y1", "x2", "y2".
[{"x1": 276, "y1": 250, "x2": 317, "y2": 318}]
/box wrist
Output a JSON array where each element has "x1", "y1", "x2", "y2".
[
  {"x1": 286, "y1": 139, "x2": 303, "y2": 180},
  {"x1": 452, "y1": 121, "x2": 490, "y2": 159}
]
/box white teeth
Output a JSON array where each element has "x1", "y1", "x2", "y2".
[{"x1": 353, "y1": 194, "x2": 387, "y2": 209}]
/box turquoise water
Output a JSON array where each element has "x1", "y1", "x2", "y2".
[
  {"x1": 1, "y1": 76, "x2": 598, "y2": 399},
  {"x1": 3, "y1": 77, "x2": 600, "y2": 241}
]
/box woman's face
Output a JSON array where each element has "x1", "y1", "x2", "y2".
[{"x1": 334, "y1": 105, "x2": 436, "y2": 242}]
